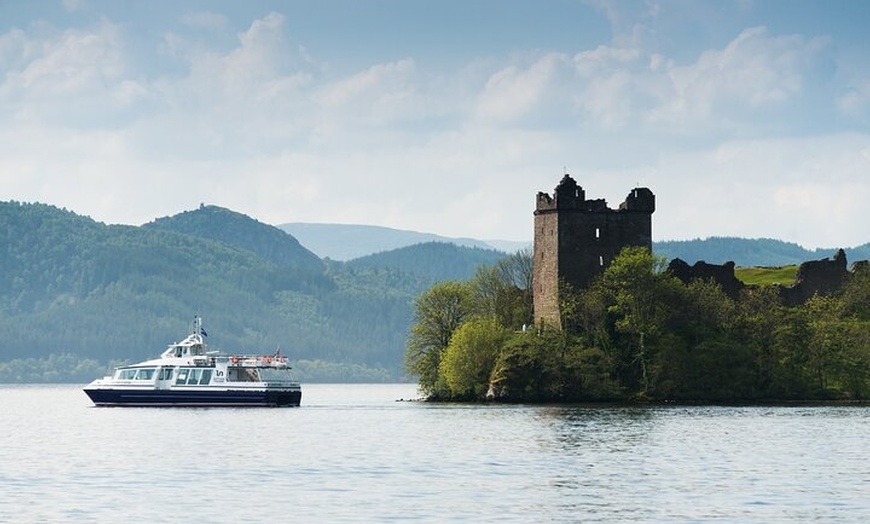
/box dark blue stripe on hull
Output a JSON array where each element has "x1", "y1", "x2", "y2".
[{"x1": 85, "y1": 388, "x2": 301, "y2": 407}]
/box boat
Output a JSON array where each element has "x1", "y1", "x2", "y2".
[{"x1": 83, "y1": 316, "x2": 302, "y2": 407}]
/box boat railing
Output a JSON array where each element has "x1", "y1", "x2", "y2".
[{"x1": 228, "y1": 355, "x2": 289, "y2": 367}]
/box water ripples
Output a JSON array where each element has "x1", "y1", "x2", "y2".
[{"x1": 2, "y1": 385, "x2": 870, "y2": 522}]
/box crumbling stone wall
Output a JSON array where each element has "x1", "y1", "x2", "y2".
[
  {"x1": 668, "y1": 249, "x2": 856, "y2": 306},
  {"x1": 779, "y1": 249, "x2": 848, "y2": 306},
  {"x1": 668, "y1": 259, "x2": 745, "y2": 299}
]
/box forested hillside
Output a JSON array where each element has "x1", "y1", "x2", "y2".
[
  {"x1": 279, "y1": 222, "x2": 514, "y2": 260},
  {"x1": 348, "y1": 242, "x2": 506, "y2": 283},
  {"x1": 0, "y1": 202, "x2": 506, "y2": 383},
  {"x1": 654, "y1": 237, "x2": 870, "y2": 267},
  {"x1": 149, "y1": 206, "x2": 324, "y2": 273}
]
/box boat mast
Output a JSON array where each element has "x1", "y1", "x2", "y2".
[{"x1": 193, "y1": 315, "x2": 204, "y2": 341}]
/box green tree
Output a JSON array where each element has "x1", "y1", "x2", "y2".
[
  {"x1": 771, "y1": 307, "x2": 813, "y2": 398},
  {"x1": 734, "y1": 284, "x2": 784, "y2": 396},
  {"x1": 600, "y1": 246, "x2": 677, "y2": 395},
  {"x1": 566, "y1": 281, "x2": 611, "y2": 349},
  {"x1": 834, "y1": 322, "x2": 870, "y2": 398},
  {"x1": 500, "y1": 248, "x2": 534, "y2": 327},
  {"x1": 439, "y1": 316, "x2": 508, "y2": 399},
  {"x1": 468, "y1": 255, "x2": 532, "y2": 330},
  {"x1": 404, "y1": 281, "x2": 473, "y2": 397},
  {"x1": 841, "y1": 263, "x2": 870, "y2": 320},
  {"x1": 652, "y1": 278, "x2": 757, "y2": 400},
  {"x1": 803, "y1": 294, "x2": 845, "y2": 395},
  {"x1": 489, "y1": 330, "x2": 564, "y2": 402}
]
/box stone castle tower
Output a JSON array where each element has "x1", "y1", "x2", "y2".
[{"x1": 532, "y1": 175, "x2": 655, "y2": 327}]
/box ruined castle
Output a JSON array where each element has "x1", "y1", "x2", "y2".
[
  {"x1": 532, "y1": 175, "x2": 861, "y2": 326},
  {"x1": 669, "y1": 249, "x2": 859, "y2": 307},
  {"x1": 532, "y1": 175, "x2": 655, "y2": 327}
]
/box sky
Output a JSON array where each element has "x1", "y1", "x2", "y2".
[{"x1": 0, "y1": 0, "x2": 868, "y2": 249}]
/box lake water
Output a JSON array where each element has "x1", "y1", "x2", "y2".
[{"x1": 1, "y1": 384, "x2": 869, "y2": 523}]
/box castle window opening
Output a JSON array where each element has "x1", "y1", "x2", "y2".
[
  {"x1": 599, "y1": 255, "x2": 604, "y2": 267},
  {"x1": 595, "y1": 227, "x2": 600, "y2": 239}
]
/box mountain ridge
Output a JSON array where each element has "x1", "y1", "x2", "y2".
[
  {"x1": 281, "y1": 221, "x2": 869, "y2": 267},
  {"x1": 147, "y1": 205, "x2": 324, "y2": 273},
  {"x1": 653, "y1": 236, "x2": 870, "y2": 267},
  {"x1": 0, "y1": 201, "x2": 512, "y2": 382},
  {"x1": 280, "y1": 222, "x2": 529, "y2": 261}
]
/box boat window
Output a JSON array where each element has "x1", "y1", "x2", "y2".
[
  {"x1": 117, "y1": 369, "x2": 137, "y2": 380},
  {"x1": 159, "y1": 368, "x2": 174, "y2": 380},
  {"x1": 198, "y1": 369, "x2": 212, "y2": 385},
  {"x1": 187, "y1": 368, "x2": 203, "y2": 385},
  {"x1": 227, "y1": 367, "x2": 259, "y2": 382},
  {"x1": 175, "y1": 370, "x2": 188, "y2": 385},
  {"x1": 136, "y1": 368, "x2": 155, "y2": 380},
  {"x1": 258, "y1": 368, "x2": 294, "y2": 383}
]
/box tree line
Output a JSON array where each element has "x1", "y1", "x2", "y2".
[
  {"x1": 406, "y1": 247, "x2": 870, "y2": 402},
  {"x1": 0, "y1": 201, "x2": 506, "y2": 382}
]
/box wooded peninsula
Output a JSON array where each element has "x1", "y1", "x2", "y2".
[{"x1": 406, "y1": 247, "x2": 870, "y2": 402}]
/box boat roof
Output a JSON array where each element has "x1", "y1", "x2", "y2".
[{"x1": 117, "y1": 316, "x2": 292, "y2": 369}]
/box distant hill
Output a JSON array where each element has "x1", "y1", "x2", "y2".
[
  {"x1": 654, "y1": 237, "x2": 870, "y2": 267},
  {"x1": 280, "y1": 222, "x2": 868, "y2": 268},
  {"x1": 0, "y1": 201, "x2": 512, "y2": 383},
  {"x1": 148, "y1": 205, "x2": 324, "y2": 273},
  {"x1": 280, "y1": 222, "x2": 528, "y2": 260},
  {"x1": 348, "y1": 242, "x2": 507, "y2": 283}
]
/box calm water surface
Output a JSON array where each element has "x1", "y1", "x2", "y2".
[{"x1": 1, "y1": 384, "x2": 868, "y2": 523}]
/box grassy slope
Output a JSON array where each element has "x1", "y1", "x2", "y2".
[{"x1": 734, "y1": 265, "x2": 798, "y2": 286}]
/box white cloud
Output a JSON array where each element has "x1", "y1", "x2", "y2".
[
  {"x1": 182, "y1": 11, "x2": 289, "y2": 95},
  {"x1": 0, "y1": 5, "x2": 867, "y2": 250},
  {"x1": 630, "y1": 134, "x2": 870, "y2": 248},
  {"x1": 0, "y1": 20, "x2": 133, "y2": 122},
  {"x1": 838, "y1": 79, "x2": 870, "y2": 116},
  {"x1": 475, "y1": 53, "x2": 569, "y2": 123},
  {"x1": 573, "y1": 44, "x2": 642, "y2": 76},
  {"x1": 315, "y1": 58, "x2": 416, "y2": 111},
  {"x1": 11, "y1": 25, "x2": 122, "y2": 93},
  {"x1": 512, "y1": 26, "x2": 835, "y2": 135},
  {"x1": 649, "y1": 27, "x2": 830, "y2": 129}
]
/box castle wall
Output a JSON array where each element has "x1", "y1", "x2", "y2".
[
  {"x1": 668, "y1": 259, "x2": 745, "y2": 299},
  {"x1": 780, "y1": 249, "x2": 848, "y2": 306},
  {"x1": 533, "y1": 175, "x2": 655, "y2": 327},
  {"x1": 668, "y1": 249, "x2": 854, "y2": 306},
  {"x1": 532, "y1": 204, "x2": 561, "y2": 327}
]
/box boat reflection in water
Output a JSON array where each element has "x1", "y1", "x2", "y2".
[{"x1": 84, "y1": 316, "x2": 301, "y2": 407}]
